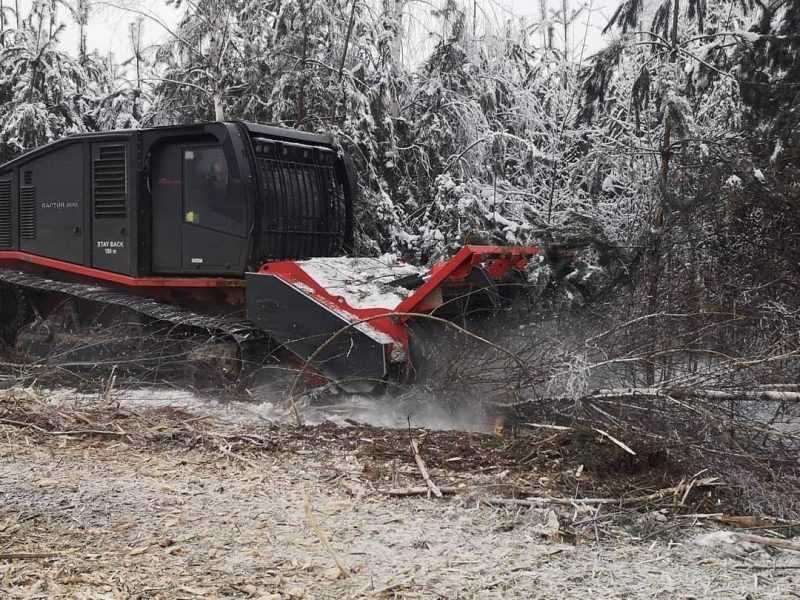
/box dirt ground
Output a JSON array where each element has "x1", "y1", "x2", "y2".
[{"x1": 1, "y1": 388, "x2": 799, "y2": 599}]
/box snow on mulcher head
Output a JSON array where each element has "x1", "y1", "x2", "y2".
[{"x1": 246, "y1": 246, "x2": 540, "y2": 391}]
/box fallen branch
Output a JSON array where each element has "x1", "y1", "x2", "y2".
[
  {"x1": 380, "y1": 478, "x2": 722, "y2": 503},
  {"x1": 382, "y1": 486, "x2": 459, "y2": 497},
  {"x1": 522, "y1": 424, "x2": 636, "y2": 455},
  {"x1": 482, "y1": 477, "x2": 721, "y2": 508},
  {"x1": 737, "y1": 533, "x2": 800, "y2": 553},
  {"x1": 368, "y1": 579, "x2": 413, "y2": 597},
  {"x1": 714, "y1": 515, "x2": 800, "y2": 528},
  {"x1": 0, "y1": 552, "x2": 60, "y2": 560},
  {"x1": 303, "y1": 491, "x2": 350, "y2": 579},
  {"x1": 584, "y1": 387, "x2": 800, "y2": 403},
  {"x1": 524, "y1": 422, "x2": 573, "y2": 431},
  {"x1": 408, "y1": 426, "x2": 442, "y2": 498},
  {"x1": 0, "y1": 417, "x2": 126, "y2": 437},
  {"x1": 592, "y1": 427, "x2": 636, "y2": 456},
  {"x1": 734, "y1": 564, "x2": 800, "y2": 570}
]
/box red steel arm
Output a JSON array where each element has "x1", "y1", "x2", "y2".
[{"x1": 396, "y1": 245, "x2": 539, "y2": 316}]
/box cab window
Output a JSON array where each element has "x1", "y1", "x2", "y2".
[{"x1": 183, "y1": 146, "x2": 244, "y2": 236}]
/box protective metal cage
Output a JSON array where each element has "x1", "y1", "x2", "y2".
[{"x1": 253, "y1": 137, "x2": 348, "y2": 260}]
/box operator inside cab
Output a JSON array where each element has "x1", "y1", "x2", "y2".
[{"x1": 183, "y1": 147, "x2": 240, "y2": 233}]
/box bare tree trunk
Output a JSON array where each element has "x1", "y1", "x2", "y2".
[
  {"x1": 538, "y1": 0, "x2": 555, "y2": 50},
  {"x1": 48, "y1": 0, "x2": 55, "y2": 39},
  {"x1": 77, "y1": 0, "x2": 88, "y2": 66},
  {"x1": 660, "y1": 125, "x2": 672, "y2": 182},
  {"x1": 644, "y1": 0, "x2": 680, "y2": 386},
  {"x1": 207, "y1": 3, "x2": 227, "y2": 123},
  {"x1": 670, "y1": 0, "x2": 680, "y2": 48},
  {"x1": 539, "y1": 0, "x2": 547, "y2": 48},
  {"x1": 472, "y1": 0, "x2": 477, "y2": 40},
  {"x1": 129, "y1": 18, "x2": 144, "y2": 91},
  {"x1": 213, "y1": 92, "x2": 225, "y2": 121},
  {"x1": 295, "y1": 0, "x2": 310, "y2": 126},
  {"x1": 382, "y1": 0, "x2": 403, "y2": 65},
  {"x1": 337, "y1": 0, "x2": 358, "y2": 125},
  {"x1": 28, "y1": 11, "x2": 45, "y2": 103},
  {"x1": 392, "y1": 0, "x2": 402, "y2": 65},
  {"x1": 338, "y1": 0, "x2": 357, "y2": 81}
]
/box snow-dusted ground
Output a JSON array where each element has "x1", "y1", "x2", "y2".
[
  {"x1": 43, "y1": 386, "x2": 498, "y2": 432},
  {"x1": 2, "y1": 391, "x2": 798, "y2": 600}
]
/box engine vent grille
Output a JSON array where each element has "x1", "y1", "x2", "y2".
[
  {"x1": 93, "y1": 145, "x2": 127, "y2": 218},
  {"x1": 0, "y1": 179, "x2": 11, "y2": 247},
  {"x1": 19, "y1": 185, "x2": 36, "y2": 240},
  {"x1": 23, "y1": 171, "x2": 32, "y2": 186}
]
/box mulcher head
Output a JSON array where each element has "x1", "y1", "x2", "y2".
[{"x1": 246, "y1": 245, "x2": 539, "y2": 389}]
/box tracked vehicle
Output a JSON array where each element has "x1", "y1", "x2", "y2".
[{"x1": 0, "y1": 121, "x2": 538, "y2": 388}]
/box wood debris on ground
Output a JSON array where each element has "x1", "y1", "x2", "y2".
[{"x1": 1, "y1": 387, "x2": 799, "y2": 599}]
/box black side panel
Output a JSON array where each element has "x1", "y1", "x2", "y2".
[
  {"x1": 19, "y1": 144, "x2": 85, "y2": 264},
  {"x1": 151, "y1": 143, "x2": 183, "y2": 273},
  {"x1": 0, "y1": 178, "x2": 12, "y2": 248},
  {"x1": 246, "y1": 272, "x2": 388, "y2": 383},
  {"x1": 92, "y1": 142, "x2": 131, "y2": 273}
]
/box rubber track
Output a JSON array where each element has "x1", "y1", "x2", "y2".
[{"x1": 0, "y1": 268, "x2": 261, "y2": 342}]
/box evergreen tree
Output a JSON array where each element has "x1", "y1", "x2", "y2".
[{"x1": 0, "y1": 2, "x2": 96, "y2": 160}]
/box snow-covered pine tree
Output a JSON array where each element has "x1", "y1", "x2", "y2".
[
  {"x1": 581, "y1": 0, "x2": 800, "y2": 377},
  {"x1": 0, "y1": 2, "x2": 97, "y2": 161}
]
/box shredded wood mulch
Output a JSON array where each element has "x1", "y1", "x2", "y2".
[
  {"x1": 2, "y1": 387, "x2": 800, "y2": 600},
  {"x1": 0, "y1": 388, "x2": 719, "y2": 509}
]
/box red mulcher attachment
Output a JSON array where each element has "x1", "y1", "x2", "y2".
[{"x1": 245, "y1": 245, "x2": 539, "y2": 387}]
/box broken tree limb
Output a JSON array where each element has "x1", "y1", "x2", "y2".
[
  {"x1": 0, "y1": 417, "x2": 126, "y2": 437},
  {"x1": 737, "y1": 534, "x2": 800, "y2": 552},
  {"x1": 592, "y1": 427, "x2": 636, "y2": 456},
  {"x1": 582, "y1": 387, "x2": 800, "y2": 403},
  {"x1": 523, "y1": 422, "x2": 573, "y2": 431},
  {"x1": 216, "y1": 442, "x2": 259, "y2": 469},
  {"x1": 381, "y1": 478, "x2": 721, "y2": 505},
  {"x1": 382, "y1": 486, "x2": 459, "y2": 497},
  {"x1": 0, "y1": 552, "x2": 60, "y2": 560},
  {"x1": 734, "y1": 564, "x2": 800, "y2": 570},
  {"x1": 522, "y1": 424, "x2": 636, "y2": 455},
  {"x1": 716, "y1": 515, "x2": 800, "y2": 528},
  {"x1": 482, "y1": 477, "x2": 721, "y2": 508},
  {"x1": 409, "y1": 435, "x2": 443, "y2": 498},
  {"x1": 303, "y1": 491, "x2": 350, "y2": 579}
]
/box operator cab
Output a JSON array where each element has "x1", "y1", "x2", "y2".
[
  {"x1": 0, "y1": 121, "x2": 352, "y2": 280},
  {"x1": 144, "y1": 121, "x2": 352, "y2": 277}
]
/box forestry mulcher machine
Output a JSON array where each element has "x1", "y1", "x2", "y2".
[{"x1": 0, "y1": 121, "x2": 538, "y2": 390}]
